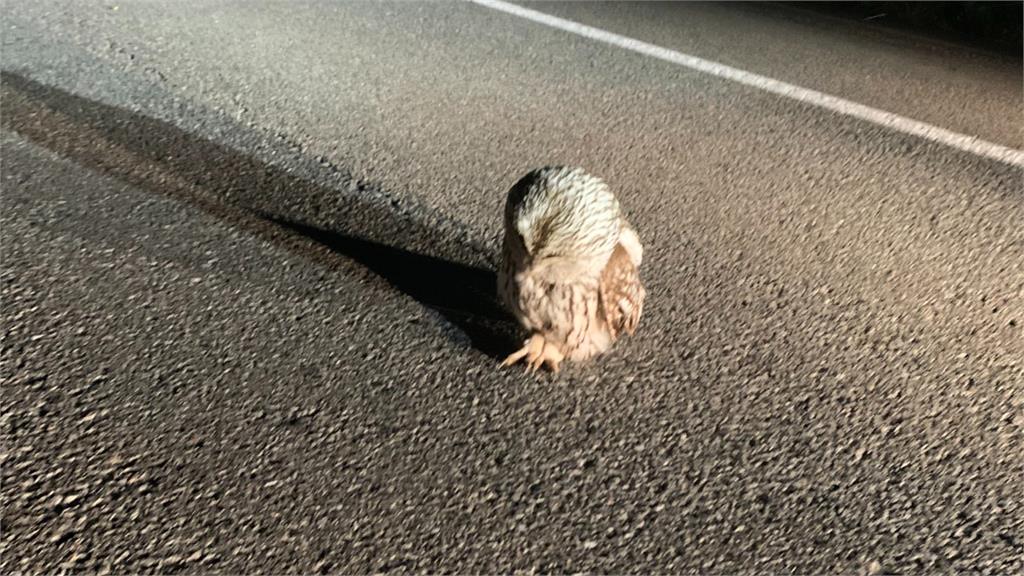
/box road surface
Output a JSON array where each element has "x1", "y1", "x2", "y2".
[{"x1": 2, "y1": 1, "x2": 1022, "y2": 573}]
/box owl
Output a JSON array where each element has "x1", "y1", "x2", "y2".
[{"x1": 498, "y1": 166, "x2": 646, "y2": 373}]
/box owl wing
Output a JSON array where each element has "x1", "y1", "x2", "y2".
[{"x1": 598, "y1": 242, "x2": 645, "y2": 340}]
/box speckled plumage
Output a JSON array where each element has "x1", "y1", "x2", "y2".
[{"x1": 498, "y1": 166, "x2": 645, "y2": 372}]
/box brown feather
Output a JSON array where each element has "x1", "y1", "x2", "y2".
[{"x1": 599, "y1": 242, "x2": 645, "y2": 340}]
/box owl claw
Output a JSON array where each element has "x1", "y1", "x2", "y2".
[
  {"x1": 501, "y1": 335, "x2": 540, "y2": 367},
  {"x1": 502, "y1": 334, "x2": 562, "y2": 374}
]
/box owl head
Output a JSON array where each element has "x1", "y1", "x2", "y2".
[{"x1": 503, "y1": 166, "x2": 622, "y2": 270}]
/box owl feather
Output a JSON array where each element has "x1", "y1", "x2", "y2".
[{"x1": 498, "y1": 166, "x2": 646, "y2": 373}]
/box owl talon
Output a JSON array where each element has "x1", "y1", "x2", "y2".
[
  {"x1": 543, "y1": 345, "x2": 563, "y2": 373},
  {"x1": 501, "y1": 345, "x2": 529, "y2": 367},
  {"x1": 502, "y1": 335, "x2": 542, "y2": 368},
  {"x1": 527, "y1": 353, "x2": 544, "y2": 373},
  {"x1": 502, "y1": 334, "x2": 562, "y2": 374}
]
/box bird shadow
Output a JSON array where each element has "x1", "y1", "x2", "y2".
[
  {"x1": 0, "y1": 70, "x2": 519, "y2": 359},
  {"x1": 264, "y1": 216, "x2": 518, "y2": 358}
]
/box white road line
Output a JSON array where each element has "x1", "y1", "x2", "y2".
[{"x1": 471, "y1": 0, "x2": 1024, "y2": 169}]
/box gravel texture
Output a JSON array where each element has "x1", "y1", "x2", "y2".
[{"x1": 2, "y1": 1, "x2": 1022, "y2": 573}]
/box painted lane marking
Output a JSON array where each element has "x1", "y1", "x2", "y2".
[{"x1": 471, "y1": 0, "x2": 1024, "y2": 168}]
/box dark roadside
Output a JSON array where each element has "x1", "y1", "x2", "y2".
[{"x1": 781, "y1": 1, "x2": 1023, "y2": 58}]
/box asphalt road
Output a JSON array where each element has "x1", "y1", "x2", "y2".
[{"x1": 2, "y1": 1, "x2": 1022, "y2": 574}]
